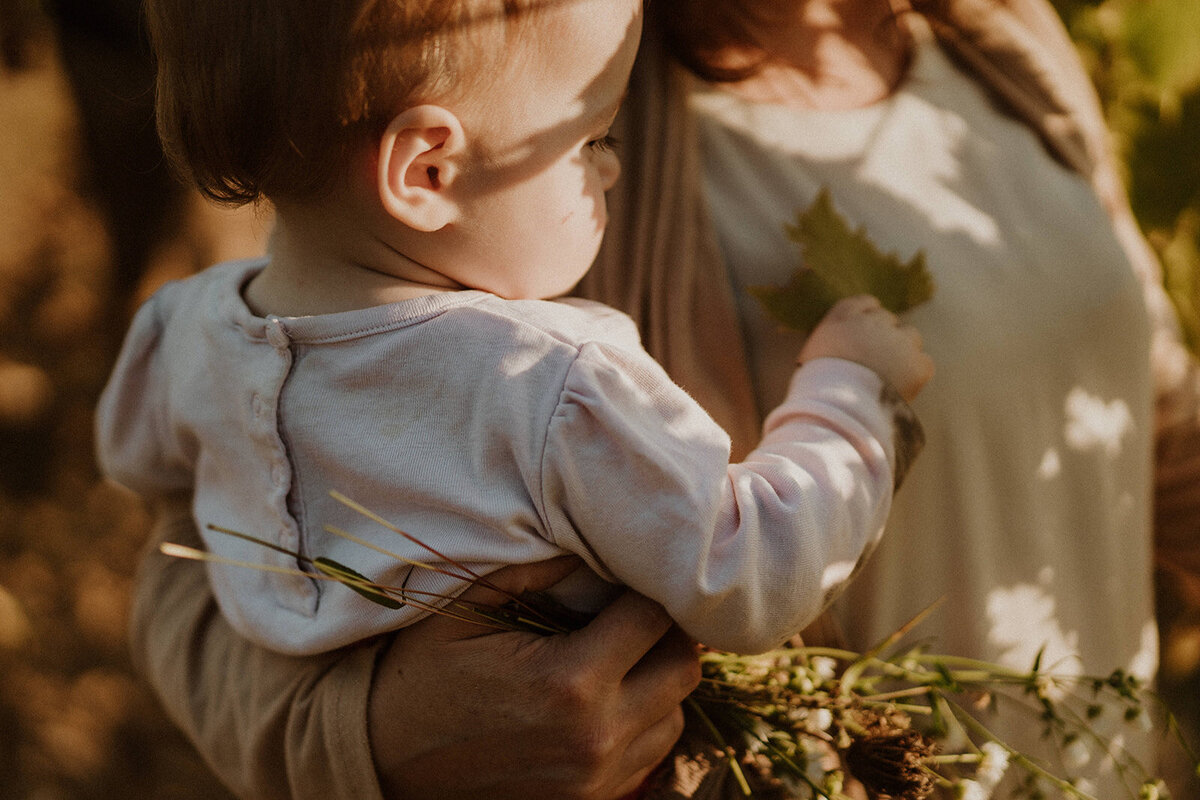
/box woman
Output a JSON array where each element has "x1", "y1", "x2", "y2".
[
  {"x1": 128, "y1": 0, "x2": 1200, "y2": 796},
  {"x1": 586, "y1": 0, "x2": 1200, "y2": 791}
]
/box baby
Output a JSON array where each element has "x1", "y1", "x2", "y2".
[{"x1": 97, "y1": 0, "x2": 932, "y2": 657}]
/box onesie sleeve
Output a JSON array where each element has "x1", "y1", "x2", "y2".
[
  {"x1": 539, "y1": 346, "x2": 911, "y2": 654},
  {"x1": 94, "y1": 286, "x2": 194, "y2": 496}
]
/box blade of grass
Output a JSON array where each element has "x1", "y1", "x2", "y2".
[{"x1": 328, "y1": 490, "x2": 563, "y2": 629}]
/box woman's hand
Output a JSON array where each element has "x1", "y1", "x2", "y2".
[{"x1": 368, "y1": 557, "x2": 702, "y2": 800}]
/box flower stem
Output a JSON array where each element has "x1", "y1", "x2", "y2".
[{"x1": 687, "y1": 698, "x2": 753, "y2": 797}]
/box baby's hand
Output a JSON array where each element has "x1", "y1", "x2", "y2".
[{"x1": 799, "y1": 295, "x2": 933, "y2": 402}]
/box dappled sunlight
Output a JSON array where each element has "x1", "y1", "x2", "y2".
[
  {"x1": 0, "y1": 584, "x2": 32, "y2": 650},
  {"x1": 820, "y1": 558, "x2": 860, "y2": 597},
  {"x1": 985, "y1": 569, "x2": 1081, "y2": 688},
  {"x1": 1, "y1": 0, "x2": 1197, "y2": 796},
  {"x1": 986, "y1": 573, "x2": 1158, "y2": 684},
  {"x1": 1063, "y1": 386, "x2": 1134, "y2": 458},
  {"x1": 1131, "y1": 619, "x2": 1161, "y2": 680},
  {"x1": 1035, "y1": 387, "x2": 1137, "y2": 483},
  {"x1": 0, "y1": 359, "x2": 55, "y2": 427},
  {"x1": 1036, "y1": 446, "x2": 1062, "y2": 480}
]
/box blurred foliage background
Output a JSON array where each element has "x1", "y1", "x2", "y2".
[
  {"x1": 0, "y1": 0, "x2": 1196, "y2": 798},
  {"x1": 1052, "y1": 0, "x2": 1200, "y2": 355}
]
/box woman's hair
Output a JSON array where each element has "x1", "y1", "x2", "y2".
[
  {"x1": 648, "y1": 0, "x2": 775, "y2": 82},
  {"x1": 145, "y1": 0, "x2": 538, "y2": 206}
]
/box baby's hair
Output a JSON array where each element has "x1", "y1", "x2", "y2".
[{"x1": 145, "y1": 0, "x2": 552, "y2": 207}]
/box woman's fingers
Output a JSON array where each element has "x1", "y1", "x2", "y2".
[
  {"x1": 562, "y1": 589, "x2": 677, "y2": 680},
  {"x1": 608, "y1": 705, "x2": 687, "y2": 797},
  {"x1": 622, "y1": 624, "x2": 701, "y2": 716}
]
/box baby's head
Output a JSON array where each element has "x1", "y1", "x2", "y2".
[{"x1": 146, "y1": 0, "x2": 642, "y2": 300}]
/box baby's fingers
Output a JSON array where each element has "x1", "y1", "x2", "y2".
[
  {"x1": 831, "y1": 294, "x2": 883, "y2": 316},
  {"x1": 901, "y1": 321, "x2": 925, "y2": 347}
]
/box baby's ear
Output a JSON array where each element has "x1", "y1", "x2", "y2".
[{"x1": 376, "y1": 105, "x2": 464, "y2": 232}]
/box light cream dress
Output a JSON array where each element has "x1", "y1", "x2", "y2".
[{"x1": 692, "y1": 28, "x2": 1156, "y2": 793}]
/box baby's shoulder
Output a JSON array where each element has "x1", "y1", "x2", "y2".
[
  {"x1": 463, "y1": 295, "x2": 644, "y2": 354},
  {"x1": 116, "y1": 260, "x2": 261, "y2": 358},
  {"x1": 139, "y1": 259, "x2": 263, "y2": 322}
]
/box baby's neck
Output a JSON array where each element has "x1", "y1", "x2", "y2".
[{"x1": 242, "y1": 208, "x2": 463, "y2": 318}]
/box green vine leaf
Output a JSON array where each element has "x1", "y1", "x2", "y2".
[{"x1": 748, "y1": 188, "x2": 935, "y2": 333}]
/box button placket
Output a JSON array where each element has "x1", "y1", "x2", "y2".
[{"x1": 253, "y1": 314, "x2": 318, "y2": 612}]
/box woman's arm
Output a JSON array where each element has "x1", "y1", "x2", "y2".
[
  {"x1": 130, "y1": 502, "x2": 385, "y2": 799},
  {"x1": 130, "y1": 503, "x2": 700, "y2": 800}
]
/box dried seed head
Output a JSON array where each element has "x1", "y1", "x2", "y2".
[{"x1": 843, "y1": 727, "x2": 937, "y2": 800}]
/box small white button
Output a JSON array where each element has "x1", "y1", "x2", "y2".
[{"x1": 265, "y1": 317, "x2": 290, "y2": 349}]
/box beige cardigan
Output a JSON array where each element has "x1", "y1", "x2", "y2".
[{"x1": 129, "y1": 2, "x2": 1200, "y2": 797}]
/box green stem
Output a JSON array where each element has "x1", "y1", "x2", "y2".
[
  {"x1": 755, "y1": 734, "x2": 838, "y2": 799},
  {"x1": 861, "y1": 685, "x2": 948, "y2": 702},
  {"x1": 928, "y1": 753, "x2": 984, "y2": 765},
  {"x1": 687, "y1": 698, "x2": 753, "y2": 797},
  {"x1": 944, "y1": 699, "x2": 1099, "y2": 800}
]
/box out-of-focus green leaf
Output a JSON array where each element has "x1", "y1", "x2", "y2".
[
  {"x1": 1126, "y1": 85, "x2": 1200, "y2": 230},
  {"x1": 1120, "y1": 0, "x2": 1200, "y2": 94},
  {"x1": 1049, "y1": 0, "x2": 1106, "y2": 29},
  {"x1": 1051, "y1": 0, "x2": 1200, "y2": 358},
  {"x1": 748, "y1": 189, "x2": 934, "y2": 334}
]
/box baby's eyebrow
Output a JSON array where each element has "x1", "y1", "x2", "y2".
[
  {"x1": 591, "y1": 88, "x2": 628, "y2": 129},
  {"x1": 610, "y1": 87, "x2": 630, "y2": 118}
]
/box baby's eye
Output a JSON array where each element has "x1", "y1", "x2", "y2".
[{"x1": 587, "y1": 134, "x2": 618, "y2": 153}]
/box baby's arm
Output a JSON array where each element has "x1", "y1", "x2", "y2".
[{"x1": 540, "y1": 326, "x2": 930, "y2": 655}]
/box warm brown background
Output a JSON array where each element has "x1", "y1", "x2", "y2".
[{"x1": 1, "y1": 5, "x2": 259, "y2": 797}]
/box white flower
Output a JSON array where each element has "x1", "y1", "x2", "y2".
[
  {"x1": 1062, "y1": 737, "x2": 1092, "y2": 770},
  {"x1": 810, "y1": 656, "x2": 838, "y2": 682},
  {"x1": 1070, "y1": 778, "x2": 1096, "y2": 798},
  {"x1": 956, "y1": 779, "x2": 988, "y2": 800},
  {"x1": 805, "y1": 707, "x2": 834, "y2": 734},
  {"x1": 799, "y1": 738, "x2": 830, "y2": 788},
  {"x1": 791, "y1": 675, "x2": 816, "y2": 694},
  {"x1": 976, "y1": 741, "x2": 1010, "y2": 790}
]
